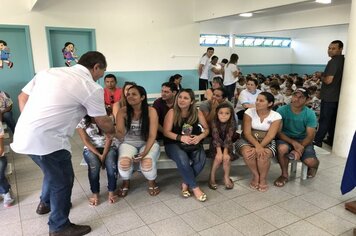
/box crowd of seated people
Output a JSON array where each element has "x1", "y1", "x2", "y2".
[
  {"x1": 2, "y1": 51, "x2": 326, "y2": 208},
  {"x1": 69, "y1": 63, "x2": 325, "y2": 205},
  {"x1": 1, "y1": 57, "x2": 321, "y2": 206}
]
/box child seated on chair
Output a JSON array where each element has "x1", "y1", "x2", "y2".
[{"x1": 0, "y1": 122, "x2": 14, "y2": 207}]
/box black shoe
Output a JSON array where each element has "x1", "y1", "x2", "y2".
[
  {"x1": 36, "y1": 202, "x2": 50, "y2": 215},
  {"x1": 49, "y1": 223, "x2": 91, "y2": 236},
  {"x1": 323, "y1": 139, "x2": 333, "y2": 146},
  {"x1": 313, "y1": 141, "x2": 322, "y2": 147}
]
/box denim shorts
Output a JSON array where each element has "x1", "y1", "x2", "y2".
[{"x1": 276, "y1": 139, "x2": 317, "y2": 161}]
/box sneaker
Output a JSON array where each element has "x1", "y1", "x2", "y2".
[
  {"x1": 65, "y1": 61, "x2": 70, "y2": 67},
  {"x1": 313, "y1": 141, "x2": 322, "y2": 147},
  {"x1": 8, "y1": 61, "x2": 13, "y2": 68},
  {"x1": 2, "y1": 191, "x2": 14, "y2": 207}
]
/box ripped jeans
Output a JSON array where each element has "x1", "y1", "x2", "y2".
[{"x1": 83, "y1": 146, "x2": 118, "y2": 193}]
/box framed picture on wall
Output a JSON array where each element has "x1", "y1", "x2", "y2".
[{"x1": 46, "y1": 27, "x2": 96, "y2": 68}]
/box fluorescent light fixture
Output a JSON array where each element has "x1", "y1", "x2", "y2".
[
  {"x1": 315, "y1": 0, "x2": 331, "y2": 4},
  {"x1": 239, "y1": 12, "x2": 253, "y2": 17}
]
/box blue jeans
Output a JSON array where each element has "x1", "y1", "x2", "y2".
[
  {"x1": 30, "y1": 155, "x2": 50, "y2": 206},
  {"x1": 2, "y1": 111, "x2": 16, "y2": 134},
  {"x1": 0, "y1": 156, "x2": 10, "y2": 194},
  {"x1": 315, "y1": 101, "x2": 338, "y2": 143},
  {"x1": 83, "y1": 147, "x2": 118, "y2": 193},
  {"x1": 165, "y1": 143, "x2": 206, "y2": 189},
  {"x1": 29, "y1": 150, "x2": 74, "y2": 233}
]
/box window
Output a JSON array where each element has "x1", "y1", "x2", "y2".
[
  {"x1": 200, "y1": 34, "x2": 230, "y2": 47},
  {"x1": 234, "y1": 36, "x2": 292, "y2": 48}
]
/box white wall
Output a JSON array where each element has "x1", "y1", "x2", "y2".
[
  {"x1": 1, "y1": 0, "x2": 350, "y2": 72},
  {"x1": 0, "y1": 0, "x2": 201, "y2": 72},
  {"x1": 291, "y1": 25, "x2": 349, "y2": 64},
  {"x1": 199, "y1": 4, "x2": 350, "y2": 65}
]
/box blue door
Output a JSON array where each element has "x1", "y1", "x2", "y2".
[
  {"x1": 0, "y1": 25, "x2": 35, "y2": 120},
  {"x1": 46, "y1": 27, "x2": 96, "y2": 68}
]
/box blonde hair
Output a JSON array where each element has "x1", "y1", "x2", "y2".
[{"x1": 173, "y1": 89, "x2": 198, "y2": 127}]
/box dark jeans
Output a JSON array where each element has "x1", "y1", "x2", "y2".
[
  {"x1": 199, "y1": 79, "x2": 208, "y2": 91},
  {"x1": 0, "y1": 156, "x2": 11, "y2": 194},
  {"x1": 29, "y1": 150, "x2": 74, "y2": 233},
  {"x1": 225, "y1": 83, "x2": 236, "y2": 101},
  {"x1": 315, "y1": 101, "x2": 338, "y2": 143},
  {"x1": 83, "y1": 147, "x2": 118, "y2": 193},
  {"x1": 165, "y1": 143, "x2": 206, "y2": 189},
  {"x1": 199, "y1": 79, "x2": 208, "y2": 100},
  {"x1": 30, "y1": 155, "x2": 50, "y2": 206},
  {"x1": 2, "y1": 111, "x2": 16, "y2": 134}
]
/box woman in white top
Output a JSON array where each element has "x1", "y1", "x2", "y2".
[
  {"x1": 235, "y1": 77, "x2": 261, "y2": 121},
  {"x1": 223, "y1": 53, "x2": 239, "y2": 101},
  {"x1": 235, "y1": 92, "x2": 282, "y2": 192}
]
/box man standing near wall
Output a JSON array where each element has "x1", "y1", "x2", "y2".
[
  {"x1": 198, "y1": 47, "x2": 214, "y2": 93},
  {"x1": 11, "y1": 51, "x2": 115, "y2": 236},
  {"x1": 314, "y1": 40, "x2": 345, "y2": 147}
]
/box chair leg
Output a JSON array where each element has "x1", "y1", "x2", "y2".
[
  {"x1": 301, "y1": 163, "x2": 308, "y2": 180},
  {"x1": 290, "y1": 160, "x2": 297, "y2": 178}
]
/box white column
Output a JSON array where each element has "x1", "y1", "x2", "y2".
[{"x1": 333, "y1": 0, "x2": 356, "y2": 157}]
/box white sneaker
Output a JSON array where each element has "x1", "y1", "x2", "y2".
[{"x1": 2, "y1": 191, "x2": 14, "y2": 207}]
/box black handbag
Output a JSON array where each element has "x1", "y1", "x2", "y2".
[{"x1": 178, "y1": 142, "x2": 202, "y2": 152}]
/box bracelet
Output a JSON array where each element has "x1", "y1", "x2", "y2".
[{"x1": 176, "y1": 134, "x2": 182, "y2": 142}]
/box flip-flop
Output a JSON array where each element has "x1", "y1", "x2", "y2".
[
  {"x1": 273, "y1": 176, "x2": 288, "y2": 187},
  {"x1": 225, "y1": 178, "x2": 234, "y2": 190},
  {"x1": 249, "y1": 182, "x2": 259, "y2": 190},
  {"x1": 89, "y1": 197, "x2": 99, "y2": 206},
  {"x1": 108, "y1": 193, "x2": 118, "y2": 204},
  {"x1": 258, "y1": 184, "x2": 269, "y2": 192}
]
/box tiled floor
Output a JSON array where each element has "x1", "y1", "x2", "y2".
[{"x1": 2, "y1": 134, "x2": 356, "y2": 236}]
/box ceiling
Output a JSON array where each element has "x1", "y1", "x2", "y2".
[{"x1": 210, "y1": 0, "x2": 351, "y2": 22}]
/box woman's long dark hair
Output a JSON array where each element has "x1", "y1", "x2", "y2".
[
  {"x1": 83, "y1": 115, "x2": 102, "y2": 135},
  {"x1": 125, "y1": 85, "x2": 149, "y2": 140}
]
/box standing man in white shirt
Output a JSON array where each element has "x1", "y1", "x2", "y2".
[
  {"x1": 198, "y1": 47, "x2": 214, "y2": 96},
  {"x1": 11, "y1": 51, "x2": 115, "y2": 236}
]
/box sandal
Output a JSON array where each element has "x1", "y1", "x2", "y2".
[
  {"x1": 208, "y1": 182, "x2": 218, "y2": 190},
  {"x1": 307, "y1": 165, "x2": 319, "y2": 178},
  {"x1": 89, "y1": 197, "x2": 99, "y2": 206},
  {"x1": 273, "y1": 176, "x2": 288, "y2": 187},
  {"x1": 181, "y1": 183, "x2": 191, "y2": 198},
  {"x1": 249, "y1": 182, "x2": 259, "y2": 190},
  {"x1": 196, "y1": 193, "x2": 207, "y2": 202},
  {"x1": 225, "y1": 178, "x2": 234, "y2": 190},
  {"x1": 258, "y1": 184, "x2": 269, "y2": 192},
  {"x1": 148, "y1": 186, "x2": 160, "y2": 196},
  {"x1": 117, "y1": 187, "x2": 129, "y2": 197}
]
